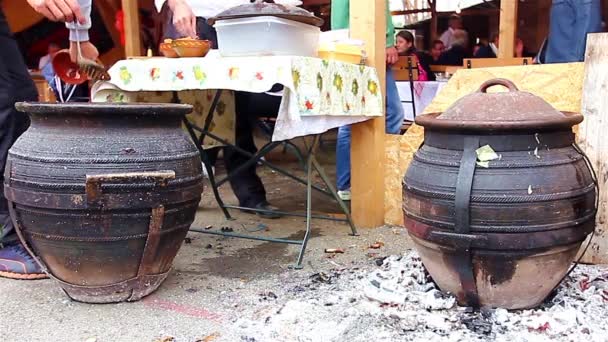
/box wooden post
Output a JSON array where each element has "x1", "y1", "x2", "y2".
[
  {"x1": 349, "y1": 0, "x2": 386, "y2": 228},
  {"x1": 498, "y1": 0, "x2": 518, "y2": 58},
  {"x1": 578, "y1": 33, "x2": 608, "y2": 264},
  {"x1": 121, "y1": 0, "x2": 142, "y2": 57},
  {"x1": 429, "y1": 0, "x2": 438, "y2": 41}
]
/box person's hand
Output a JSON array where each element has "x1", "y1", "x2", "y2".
[
  {"x1": 515, "y1": 39, "x2": 524, "y2": 58},
  {"x1": 27, "y1": 0, "x2": 85, "y2": 24},
  {"x1": 168, "y1": 0, "x2": 197, "y2": 38},
  {"x1": 69, "y1": 41, "x2": 99, "y2": 63},
  {"x1": 386, "y1": 46, "x2": 399, "y2": 65}
]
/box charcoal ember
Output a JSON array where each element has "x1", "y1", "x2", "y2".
[{"x1": 460, "y1": 312, "x2": 493, "y2": 335}]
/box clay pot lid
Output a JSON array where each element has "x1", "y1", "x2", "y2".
[
  {"x1": 208, "y1": 0, "x2": 324, "y2": 27},
  {"x1": 15, "y1": 102, "x2": 193, "y2": 116},
  {"x1": 415, "y1": 78, "x2": 583, "y2": 131}
]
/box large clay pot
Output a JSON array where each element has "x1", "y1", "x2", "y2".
[
  {"x1": 5, "y1": 103, "x2": 203, "y2": 303},
  {"x1": 403, "y1": 79, "x2": 597, "y2": 309}
]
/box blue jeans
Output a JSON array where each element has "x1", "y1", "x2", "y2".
[
  {"x1": 545, "y1": 0, "x2": 602, "y2": 63},
  {"x1": 336, "y1": 69, "x2": 404, "y2": 191}
]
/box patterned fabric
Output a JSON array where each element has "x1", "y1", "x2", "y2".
[
  {"x1": 95, "y1": 56, "x2": 382, "y2": 117},
  {"x1": 91, "y1": 55, "x2": 383, "y2": 141},
  {"x1": 92, "y1": 85, "x2": 235, "y2": 149}
]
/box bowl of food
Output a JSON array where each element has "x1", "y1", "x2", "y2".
[
  {"x1": 160, "y1": 39, "x2": 179, "y2": 58},
  {"x1": 171, "y1": 38, "x2": 211, "y2": 58}
]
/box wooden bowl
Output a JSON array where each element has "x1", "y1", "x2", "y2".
[
  {"x1": 171, "y1": 39, "x2": 211, "y2": 58},
  {"x1": 160, "y1": 42, "x2": 179, "y2": 58}
]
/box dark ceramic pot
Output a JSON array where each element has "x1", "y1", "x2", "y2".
[
  {"x1": 5, "y1": 103, "x2": 203, "y2": 303},
  {"x1": 403, "y1": 79, "x2": 597, "y2": 309}
]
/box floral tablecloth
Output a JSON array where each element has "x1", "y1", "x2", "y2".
[{"x1": 91, "y1": 54, "x2": 383, "y2": 141}]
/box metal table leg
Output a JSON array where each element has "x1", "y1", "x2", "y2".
[
  {"x1": 180, "y1": 90, "x2": 359, "y2": 268},
  {"x1": 176, "y1": 90, "x2": 233, "y2": 220}
]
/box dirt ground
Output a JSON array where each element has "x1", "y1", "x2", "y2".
[{"x1": 0, "y1": 135, "x2": 415, "y2": 342}]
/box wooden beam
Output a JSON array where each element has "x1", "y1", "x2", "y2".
[
  {"x1": 429, "y1": 0, "x2": 438, "y2": 41},
  {"x1": 391, "y1": 9, "x2": 431, "y2": 15},
  {"x1": 437, "y1": 8, "x2": 500, "y2": 17},
  {"x1": 121, "y1": 0, "x2": 141, "y2": 57},
  {"x1": 349, "y1": 0, "x2": 386, "y2": 228},
  {"x1": 578, "y1": 33, "x2": 608, "y2": 264},
  {"x1": 498, "y1": 0, "x2": 518, "y2": 58}
]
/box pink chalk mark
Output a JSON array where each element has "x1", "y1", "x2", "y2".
[{"x1": 143, "y1": 297, "x2": 223, "y2": 322}]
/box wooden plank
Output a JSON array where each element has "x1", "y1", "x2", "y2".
[
  {"x1": 121, "y1": 0, "x2": 142, "y2": 57},
  {"x1": 425, "y1": 63, "x2": 584, "y2": 115},
  {"x1": 349, "y1": 0, "x2": 386, "y2": 228},
  {"x1": 391, "y1": 9, "x2": 431, "y2": 15},
  {"x1": 463, "y1": 57, "x2": 533, "y2": 69},
  {"x1": 498, "y1": 0, "x2": 518, "y2": 58},
  {"x1": 578, "y1": 33, "x2": 608, "y2": 264},
  {"x1": 430, "y1": 65, "x2": 462, "y2": 74}
]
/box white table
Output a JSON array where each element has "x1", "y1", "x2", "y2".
[
  {"x1": 91, "y1": 55, "x2": 384, "y2": 268},
  {"x1": 396, "y1": 80, "x2": 447, "y2": 121}
]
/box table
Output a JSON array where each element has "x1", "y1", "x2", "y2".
[
  {"x1": 92, "y1": 54, "x2": 383, "y2": 268},
  {"x1": 396, "y1": 80, "x2": 447, "y2": 120}
]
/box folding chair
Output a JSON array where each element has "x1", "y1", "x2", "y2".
[{"x1": 392, "y1": 56, "x2": 419, "y2": 133}]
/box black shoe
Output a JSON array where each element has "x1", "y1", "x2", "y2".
[{"x1": 241, "y1": 201, "x2": 283, "y2": 219}]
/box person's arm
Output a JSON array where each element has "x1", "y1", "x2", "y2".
[
  {"x1": 64, "y1": 0, "x2": 91, "y2": 41},
  {"x1": 385, "y1": 0, "x2": 394, "y2": 48},
  {"x1": 330, "y1": 0, "x2": 350, "y2": 30},
  {"x1": 166, "y1": 0, "x2": 196, "y2": 38},
  {"x1": 439, "y1": 31, "x2": 450, "y2": 47}
]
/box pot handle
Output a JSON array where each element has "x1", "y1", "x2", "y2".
[
  {"x1": 478, "y1": 78, "x2": 519, "y2": 93},
  {"x1": 85, "y1": 170, "x2": 176, "y2": 205}
]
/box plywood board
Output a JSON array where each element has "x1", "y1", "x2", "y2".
[
  {"x1": 385, "y1": 62, "x2": 585, "y2": 227},
  {"x1": 577, "y1": 33, "x2": 608, "y2": 264}
]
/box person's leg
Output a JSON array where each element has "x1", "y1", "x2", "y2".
[
  {"x1": 0, "y1": 7, "x2": 45, "y2": 279},
  {"x1": 573, "y1": 0, "x2": 602, "y2": 62},
  {"x1": 224, "y1": 91, "x2": 283, "y2": 217},
  {"x1": 336, "y1": 125, "x2": 351, "y2": 192},
  {"x1": 335, "y1": 69, "x2": 403, "y2": 199},
  {"x1": 546, "y1": 0, "x2": 579, "y2": 63},
  {"x1": 385, "y1": 69, "x2": 404, "y2": 135}
]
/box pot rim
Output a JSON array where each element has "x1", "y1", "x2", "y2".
[
  {"x1": 15, "y1": 102, "x2": 194, "y2": 116},
  {"x1": 415, "y1": 111, "x2": 583, "y2": 131}
]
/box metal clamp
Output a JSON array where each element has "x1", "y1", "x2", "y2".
[{"x1": 85, "y1": 170, "x2": 175, "y2": 206}]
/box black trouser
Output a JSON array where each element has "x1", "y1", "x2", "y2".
[
  {"x1": 164, "y1": 15, "x2": 278, "y2": 207},
  {"x1": 0, "y1": 7, "x2": 38, "y2": 241}
]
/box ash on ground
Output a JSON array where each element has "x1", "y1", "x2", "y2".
[{"x1": 234, "y1": 251, "x2": 608, "y2": 342}]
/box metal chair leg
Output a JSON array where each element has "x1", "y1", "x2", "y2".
[
  {"x1": 293, "y1": 147, "x2": 315, "y2": 269},
  {"x1": 311, "y1": 156, "x2": 358, "y2": 236}
]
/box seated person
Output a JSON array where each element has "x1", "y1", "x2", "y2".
[
  {"x1": 429, "y1": 39, "x2": 445, "y2": 64},
  {"x1": 474, "y1": 34, "x2": 498, "y2": 58},
  {"x1": 395, "y1": 30, "x2": 434, "y2": 81},
  {"x1": 157, "y1": 0, "x2": 301, "y2": 218},
  {"x1": 472, "y1": 42, "x2": 483, "y2": 57},
  {"x1": 515, "y1": 37, "x2": 535, "y2": 58},
  {"x1": 437, "y1": 29, "x2": 468, "y2": 66},
  {"x1": 38, "y1": 43, "x2": 60, "y2": 70},
  {"x1": 440, "y1": 14, "x2": 468, "y2": 50}
]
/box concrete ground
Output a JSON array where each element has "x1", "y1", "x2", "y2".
[{"x1": 0, "y1": 135, "x2": 414, "y2": 342}]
